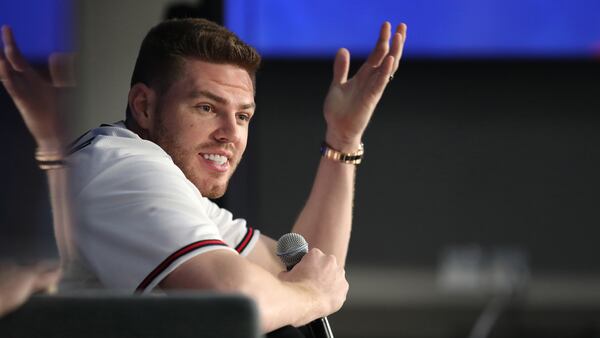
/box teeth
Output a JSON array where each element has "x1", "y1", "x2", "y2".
[{"x1": 203, "y1": 154, "x2": 228, "y2": 165}]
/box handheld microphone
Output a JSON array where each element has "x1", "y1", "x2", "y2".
[{"x1": 276, "y1": 233, "x2": 335, "y2": 338}]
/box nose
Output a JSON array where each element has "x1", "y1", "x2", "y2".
[{"x1": 212, "y1": 113, "x2": 241, "y2": 144}]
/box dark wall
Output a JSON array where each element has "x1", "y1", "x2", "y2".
[
  {"x1": 225, "y1": 59, "x2": 600, "y2": 273},
  {"x1": 2, "y1": 59, "x2": 599, "y2": 272}
]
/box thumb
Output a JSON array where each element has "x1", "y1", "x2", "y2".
[{"x1": 277, "y1": 270, "x2": 290, "y2": 281}]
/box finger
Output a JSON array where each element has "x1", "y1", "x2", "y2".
[
  {"x1": 327, "y1": 254, "x2": 338, "y2": 266},
  {"x1": 372, "y1": 55, "x2": 395, "y2": 91},
  {"x1": 309, "y1": 247, "x2": 324, "y2": 256},
  {"x1": 32, "y1": 270, "x2": 61, "y2": 294},
  {"x1": 332, "y1": 48, "x2": 350, "y2": 85},
  {"x1": 0, "y1": 55, "x2": 15, "y2": 89},
  {"x1": 366, "y1": 21, "x2": 391, "y2": 68},
  {"x1": 0, "y1": 31, "x2": 8, "y2": 81},
  {"x1": 399, "y1": 23, "x2": 407, "y2": 43},
  {"x1": 389, "y1": 23, "x2": 407, "y2": 75},
  {"x1": 0, "y1": 52, "x2": 8, "y2": 81},
  {"x1": 2, "y1": 25, "x2": 30, "y2": 72},
  {"x1": 49, "y1": 52, "x2": 77, "y2": 87}
]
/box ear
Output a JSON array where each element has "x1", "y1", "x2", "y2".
[{"x1": 128, "y1": 83, "x2": 157, "y2": 130}]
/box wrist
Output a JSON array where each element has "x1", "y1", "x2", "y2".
[
  {"x1": 295, "y1": 281, "x2": 328, "y2": 321},
  {"x1": 36, "y1": 137, "x2": 66, "y2": 153},
  {"x1": 324, "y1": 130, "x2": 362, "y2": 153},
  {"x1": 35, "y1": 139, "x2": 67, "y2": 170},
  {"x1": 284, "y1": 279, "x2": 327, "y2": 326},
  {"x1": 321, "y1": 142, "x2": 363, "y2": 165}
]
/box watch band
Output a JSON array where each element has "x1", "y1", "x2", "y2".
[
  {"x1": 320, "y1": 142, "x2": 364, "y2": 165},
  {"x1": 35, "y1": 148, "x2": 66, "y2": 170}
]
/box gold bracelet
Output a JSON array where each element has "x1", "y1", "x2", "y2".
[
  {"x1": 320, "y1": 142, "x2": 364, "y2": 165},
  {"x1": 35, "y1": 148, "x2": 66, "y2": 170}
]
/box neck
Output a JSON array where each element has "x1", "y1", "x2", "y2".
[{"x1": 125, "y1": 118, "x2": 150, "y2": 140}]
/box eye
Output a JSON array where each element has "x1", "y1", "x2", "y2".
[
  {"x1": 237, "y1": 113, "x2": 252, "y2": 122},
  {"x1": 195, "y1": 104, "x2": 214, "y2": 113}
]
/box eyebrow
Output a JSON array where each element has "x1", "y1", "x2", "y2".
[{"x1": 189, "y1": 90, "x2": 256, "y2": 110}]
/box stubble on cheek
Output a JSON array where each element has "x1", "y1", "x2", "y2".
[
  {"x1": 150, "y1": 115, "x2": 240, "y2": 198},
  {"x1": 159, "y1": 136, "x2": 234, "y2": 198}
]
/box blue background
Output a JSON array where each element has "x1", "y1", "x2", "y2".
[
  {"x1": 3, "y1": 0, "x2": 600, "y2": 59},
  {"x1": 226, "y1": 0, "x2": 600, "y2": 58},
  {"x1": 0, "y1": 0, "x2": 73, "y2": 61}
]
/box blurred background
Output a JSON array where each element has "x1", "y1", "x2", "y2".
[{"x1": 1, "y1": 0, "x2": 599, "y2": 337}]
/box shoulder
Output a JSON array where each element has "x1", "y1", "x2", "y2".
[
  {"x1": 67, "y1": 121, "x2": 192, "y2": 198},
  {"x1": 68, "y1": 121, "x2": 168, "y2": 161}
]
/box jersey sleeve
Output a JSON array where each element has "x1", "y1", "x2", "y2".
[
  {"x1": 71, "y1": 136, "x2": 237, "y2": 293},
  {"x1": 204, "y1": 201, "x2": 261, "y2": 256}
]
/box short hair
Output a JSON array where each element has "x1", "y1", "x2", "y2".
[{"x1": 126, "y1": 18, "x2": 261, "y2": 118}]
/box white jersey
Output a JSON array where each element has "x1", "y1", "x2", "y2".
[{"x1": 63, "y1": 121, "x2": 259, "y2": 293}]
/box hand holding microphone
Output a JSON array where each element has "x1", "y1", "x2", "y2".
[{"x1": 276, "y1": 233, "x2": 348, "y2": 338}]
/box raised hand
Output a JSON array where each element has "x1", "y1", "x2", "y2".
[
  {"x1": 323, "y1": 22, "x2": 407, "y2": 151},
  {"x1": 0, "y1": 25, "x2": 75, "y2": 151}
]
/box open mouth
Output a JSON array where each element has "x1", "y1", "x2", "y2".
[
  {"x1": 199, "y1": 153, "x2": 230, "y2": 172},
  {"x1": 202, "y1": 153, "x2": 228, "y2": 166}
]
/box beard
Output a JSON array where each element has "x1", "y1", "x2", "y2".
[{"x1": 150, "y1": 114, "x2": 239, "y2": 199}]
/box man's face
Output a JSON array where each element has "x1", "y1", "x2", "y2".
[{"x1": 149, "y1": 59, "x2": 255, "y2": 198}]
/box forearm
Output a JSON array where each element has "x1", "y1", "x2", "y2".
[
  {"x1": 292, "y1": 157, "x2": 356, "y2": 267},
  {"x1": 238, "y1": 262, "x2": 322, "y2": 331},
  {"x1": 291, "y1": 132, "x2": 360, "y2": 267},
  {"x1": 36, "y1": 135, "x2": 72, "y2": 264},
  {"x1": 161, "y1": 251, "x2": 326, "y2": 332},
  {"x1": 46, "y1": 167, "x2": 73, "y2": 263}
]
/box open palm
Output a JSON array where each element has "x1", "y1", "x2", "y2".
[{"x1": 324, "y1": 22, "x2": 407, "y2": 150}]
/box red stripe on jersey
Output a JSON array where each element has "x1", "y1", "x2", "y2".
[
  {"x1": 136, "y1": 239, "x2": 227, "y2": 292},
  {"x1": 235, "y1": 227, "x2": 254, "y2": 253}
]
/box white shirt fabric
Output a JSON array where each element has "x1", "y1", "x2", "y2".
[{"x1": 63, "y1": 121, "x2": 259, "y2": 293}]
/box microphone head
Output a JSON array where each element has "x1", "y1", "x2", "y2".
[{"x1": 276, "y1": 233, "x2": 309, "y2": 270}]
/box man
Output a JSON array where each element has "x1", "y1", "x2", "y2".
[{"x1": 4, "y1": 18, "x2": 407, "y2": 332}]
